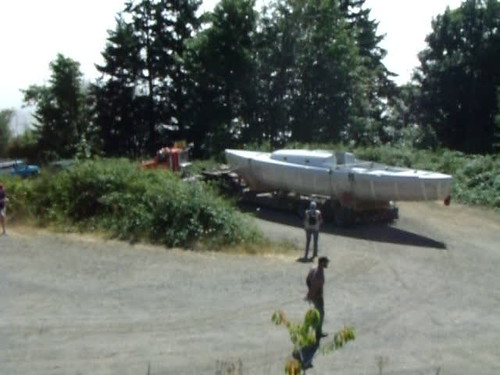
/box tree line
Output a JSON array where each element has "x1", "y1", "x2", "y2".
[{"x1": 1, "y1": 0, "x2": 498, "y2": 161}]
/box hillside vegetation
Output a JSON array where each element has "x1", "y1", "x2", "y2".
[
  {"x1": 3, "y1": 158, "x2": 262, "y2": 250},
  {"x1": 2, "y1": 146, "x2": 498, "y2": 251}
]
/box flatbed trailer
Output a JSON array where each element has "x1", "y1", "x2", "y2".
[
  {"x1": 240, "y1": 191, "x2": 398, "y2": 226},
  {"x1": 202, "y1": 168, "x2": 398, "y2": 226}
]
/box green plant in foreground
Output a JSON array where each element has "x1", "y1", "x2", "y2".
[{"x1": 272, "y1": 309, "x2": 355, "y2": 374}]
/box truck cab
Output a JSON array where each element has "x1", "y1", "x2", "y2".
[{"x1": 141, "y1": 144, "x2": 191, "y2": 174}]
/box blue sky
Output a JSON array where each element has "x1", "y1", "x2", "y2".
[{"x1": 0, "y1": 0, "x2": 462, "y2": 111}]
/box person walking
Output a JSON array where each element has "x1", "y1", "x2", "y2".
[
  {"x1": 304, "y1": 201, "x2": 323, "y2": 259},
  {"x1": 0, "y1": 183, "x2": 8, "y2": 235},
  {"x1": 305, "y1": 256, "x2": 329, "y2": 339}
]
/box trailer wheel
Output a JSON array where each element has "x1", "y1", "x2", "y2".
[
  {"x1": 334, "y1": 206, "x2": 354, "y2": 227},
  {"x1": 296, "y1": 201, "x2": 308, "y2": 220}
]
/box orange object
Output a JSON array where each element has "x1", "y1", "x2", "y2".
[{"x1": 141, "y1": 146, "x2": 189, "y2": 172}]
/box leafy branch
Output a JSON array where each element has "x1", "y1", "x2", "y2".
[{"x1": 272, "y1": 309, "x2": 355, "y2": 374}]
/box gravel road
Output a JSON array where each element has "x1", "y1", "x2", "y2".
[{"x1": 1, "y1": 201, "x2": 499, "y2": 374}]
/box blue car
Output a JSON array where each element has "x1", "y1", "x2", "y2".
[{"x1": 0, "y1": 160, "x2": 40, "y2": 177}]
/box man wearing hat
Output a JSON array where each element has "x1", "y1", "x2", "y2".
[
  {"x1": 304, "y1": 200, "x2": 323, "y2": 259},
  {"x1": 305, "y1": 256, "x2": 330, "y2": 339}
]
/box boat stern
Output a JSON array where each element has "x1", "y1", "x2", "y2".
[{"x1": 224, "y1": 149, "x2": 275, "y2": 191}]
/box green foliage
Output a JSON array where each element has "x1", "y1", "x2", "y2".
[
  {"x1": 0, "y1": 109, "x2": 13, "y2": 157},
  {"x1": 5, "y1": 158, "x2": 261, "y2": 248},
  {"x1": 93, "y1": 18, "x2": 147, "y2": 157},
  {"x1": 18, "y1": 0, "x2": 496, "y2": 163},
  {"x1": 272, "y1": 309, "x2": 320, "y2": 350},
  {"x1": 415, "y1": 0, "x2": 499, "y2": 154},
  {"x1": 7, "y1": 130, "x2": 40, "y2": 163},
  {"x1": 495, "y1": 87, "x2": 500, "y2": 153},
  {"x1": 252, "y1": 0, "x2": 395, "y2": 147},
  {"x1": 452, "y1": 154, "x2": 500, "y2": 208},
  {"x1": 22, "y1": 54, "x2": 99, "y2": 161},
  {"x1": 184, "y1": 0, "x2": 257, "y2": 156},
  {"x1": 0, "y1": 176, "x2": 37, "y2": 220},
  {"x1": 272, "y1": 308, "x2": 355, "y2": 374},
  {"x1": 94, "y1": 0, "x2": 202, "y2": 157},
  {"x1": 321, "y1": 326, "x2": 356, "y2": 354}
]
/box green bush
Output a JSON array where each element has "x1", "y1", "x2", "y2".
[
  {"x1": 0, "y1": 176, "x2": 37, "y2": 220},
  {"x1": 2, "y1": 158, "x2": 261, "y2": 248}
]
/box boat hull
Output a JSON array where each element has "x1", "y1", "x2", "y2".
[{"x1": 225, "y1": 149, "x2": 452, "y2": 202}]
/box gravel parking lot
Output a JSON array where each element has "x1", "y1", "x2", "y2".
[{"x1": 1, "y1": 201, "x2": 499, "y2": 374}]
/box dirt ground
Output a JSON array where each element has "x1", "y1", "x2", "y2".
[{"x1": 1, "y1": 201, "x2": 499, "y2": 375}]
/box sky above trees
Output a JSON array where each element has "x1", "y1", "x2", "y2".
[{"x1": 0, "y1": 0, "x2": 462, "y2": 109}]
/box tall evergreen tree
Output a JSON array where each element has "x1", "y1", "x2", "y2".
[
  {"x1": 415, "y1": 0, "x2": 499, "y2": 154},
  {"x1": 495, "y1": 87, "x2": 500, "y2": 152},
  {"x1": 95, "y1": 16, "x2": 153, "y2": 157},
  {"x1": 253, "y1": 0, "x2": 393, "y2": 146},
  {"x1": 0, "y1": 109, "x2": 13, "y2": 157},
  {"x1": 184, "y1": 0, "x2": 257, "y2": 155},
  {"x1": 285, "y1": 0, "x2": 366, "y2": 143},
  {"x1": 253, "y1": 0, "x2": 299, "y2": 147},
  {"x1": 23, "y1": 54, "x2": 97, "y2": 160},
  {"x1": 95, "y1": 0, "x2": 201, "y2": 156},
  {"x1": 339, "y1": 0, "x2": 396, "y2": 144}
]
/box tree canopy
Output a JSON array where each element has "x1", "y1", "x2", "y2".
[
  {"x1": 415, "y1": 0, "x2": 499, "y2": 154},
  {"x1": 92, "y1": 0, "x2": 394, "y2": 156},
  {"x1": 94, "y1": 0, "x2": 202, "y2": 157},
  {"x1": 10, "y1": 0, "x2": 498, "y2": 162},
  {"x1": 0, "y1": 109, "x2": 13, "y2": 157},
  {"x1": 22, "y1": 54, "x2": 97, "y2": 160}
]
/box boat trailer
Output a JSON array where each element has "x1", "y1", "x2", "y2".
[{"x1": 201, "y1": 168, "x2": 398, "y2": 227}]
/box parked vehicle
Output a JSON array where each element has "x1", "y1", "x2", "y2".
[
  {"x1": 48, "y1": 159, "x2": 76, "y2": 170},
  {"x1": 0, "y1": 160, "x2": 40, "y2": 177},
  {"x1": 141, "y1": 142, "x2": 191, "y2": 174}
]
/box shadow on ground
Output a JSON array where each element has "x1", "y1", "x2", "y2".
[{"x1": 241, "y1": 204, "x2": 446, "y2": 250}]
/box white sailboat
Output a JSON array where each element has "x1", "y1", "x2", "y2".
[{"x1": 225, "y1": 149, "x2": 452, "y2": 203}]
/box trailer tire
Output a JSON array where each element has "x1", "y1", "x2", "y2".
[
  {"x1": 296, "y1": 201, "x2": 308, "y2": 220},
  {"x1": 334, "y1": 206, "x2": 354, "y2": 227}
]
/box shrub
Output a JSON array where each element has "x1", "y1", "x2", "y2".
[
  {"x1": 3, "y1": 158, "x2": 262, "y2": 248},
  {"x1": 0, "y1": 176, "x2": 36, "y2": 220},
  {"x1": 272, "y1": 309, "x2": 355, "y2": 374}
]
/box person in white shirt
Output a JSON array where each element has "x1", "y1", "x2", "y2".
[{"x1": 303, "y1": 201, "x2": 323, "y2": 259}]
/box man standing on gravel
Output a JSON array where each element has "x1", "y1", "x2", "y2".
[
  {"x1": 304, "y1": 201, "x2": 323, "y2": 259},
  {"x1": 0, "y1": 183, "x2": 7, "y2": 235},
  {"x1": 306, "y1": 256, "x2": 329, "y2": 339}
]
